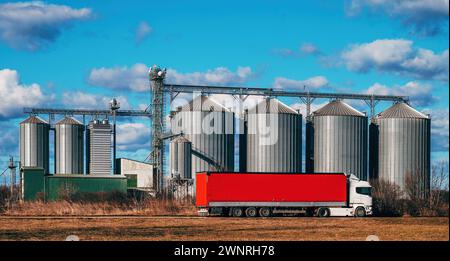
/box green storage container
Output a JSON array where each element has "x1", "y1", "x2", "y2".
[
  {"x1": 44, "y1": 174, "x2": 127, "y2": 201},
  {"x1": 22, "y1": 167, "x2": 45, "y2": 201}
]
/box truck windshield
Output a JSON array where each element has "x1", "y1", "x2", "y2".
[{"x1": 356, "y1": 187, "x2": 372, "y2": 196}]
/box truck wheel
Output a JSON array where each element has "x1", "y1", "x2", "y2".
[
  {"x1": 245, "y1": 207, "x2": 257, "y2": 217},
  {"x1": 259, "y1": 207, "x2": 272, "y2": 217},
  {"x1": 355, "y1": 207, "x2": 366, "y2": 217},
  {"x1": 318, "y1": 207, "x2": 330, "y2": 217},
  {"x1": 305, "y1": 208, "x2": 314, "y2": 217},
  {"x1": 231, "y1": 207, "x2": 243, "y2": 217}
]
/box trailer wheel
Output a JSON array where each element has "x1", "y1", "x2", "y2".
[
  {"x1": 245, "y1": 207, "x2": 257, "y2": 217},
  {"x1": 355, "y1": 207, "x2": 366, "y2": 217},
  {"x1": 305, "y1": 208, "x2": 315, "y2": 217},
  {"x1": 231, "y1": 207, "x2": 243, "y2": 217},
  {"x1": 259, "y1": 207, "x2": 272, "y2": 217},
  {"x1": 318, "y1": 207, "x2": 330, "y2": 217}
]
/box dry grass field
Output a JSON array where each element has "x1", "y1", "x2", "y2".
[
  {"x1": 3, "y1": 200, "x2": 197, "y2": 216},
  {"x1": 0, "y1": 216, "x2": 447, "y2": 241}
]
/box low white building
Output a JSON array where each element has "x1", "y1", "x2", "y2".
[{"x1": 116, "y1": 158, "x2": 154, "y2": 189}]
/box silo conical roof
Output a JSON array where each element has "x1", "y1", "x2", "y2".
[
  {"x1": 313, "y1": 100, "x2": 365, "y2": 117},
  {"x1": 377, "y1": 102, "x2": 428, "y2": 119},
  {"x1": 20, "y1": 115, "x2": 48, "y2": 124},
  {"x1": 55, "y1": 116, "x2": 83, "y2": 125},
  {"x1": 172, "y1": 136, "x2": 191, "y2": 143},
  {"x1": 180, "y1": 95, "x2": 231, "y2": 112},
  {"x1": 247, "y1": 98, "x2": 298, "y2": 114}
]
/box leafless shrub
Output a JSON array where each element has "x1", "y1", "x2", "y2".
[
  {"x1": 404, "y1": 169, "x2": 427, "y2": 216},
  {"x1": 370, "y1": 179, "x2": 404, "y2": 217},
  {"x1": 426, "y1": 161, "x2": 448, "y2": 216},
  {"x1": 0, "y1": 185, "x2": 21, "y2": 213},
  {"x1": 0, "y1": 185, "x2": 8, "y2": 213},
  {"x1": 56, "y1": 183, "x2": 78, "y2": 201},
  {"x1": 404, "y1": 161, "x2": 449, "y2": 217}
]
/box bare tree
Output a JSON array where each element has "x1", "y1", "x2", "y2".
[
  {"x1": 405, "y1": 169, "x2": 425, "y2": 200},
  {"x1": 404, "y1": 161, "x2": 449, "y2": 216},
  {"x1": 370, "y1": 178, "x2": 404, "y2": 216},
  {"x1": 429, "y1": 161, "x2": 449, "y2": 216},
  {"x1": 405, "y1": 170, "x2": 424, "y2": 216}
]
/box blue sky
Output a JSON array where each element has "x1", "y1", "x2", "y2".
[{"x1": 0, "y1": 0, "x2": 449, "y2": 177}]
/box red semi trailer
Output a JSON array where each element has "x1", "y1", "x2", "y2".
[{"x1": 196, "y1": 172, "x2": 372, "y2": 217}]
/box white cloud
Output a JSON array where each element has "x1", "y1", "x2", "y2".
[
  {"x1": 347, "y1": 0, "x2": 449, "y2": 36},
  {"x1": 0, "y1": 1, "x2": 92, "y2": 51},
  {"x1": 342, "y1": 39, "x2": 449, "y2": 81},
  {"x1": 135, "y1": 21, "x2": 152, "y2": 44},
  {"x1": 87, "y1": 64, "x2": 255, "y2": 92},
  {"x1": 0, "y1": 122, "x2": 18, "y2": 155},
  {"x1": 300, "y1": 43, "x2": 320, "y2": 55},
  {"x1": 62, "y1": 91, "x2": 131, "y2": 110},
  {"x1": 87, "y1": 63, "x2": 149, "y2": 92},
  {"x1": 116, "y1": 122, "x2": 150, "y2": 151},
  {"x1": 272, "y1": 48, "x2": 297, "y2": 57},
  {"x1": 273, "y1": 76, "x2": 329, "y2": 91},
  {"x1": 365, "y1": 81, "x2": 436, "y2": 107},
  {"x1": 138, "y1": 103, "x2": 149, "y2": 111},
  {"x1": 273, "y1": 43, "x2": 322, "y2": 57},
  {"x1": 166, "y1": 66, "x2": 254, "y2": 86},
  {"x1": 290, "y1": 101, "x2": 328, "y2": 116},
  {"x1": 421, "y1": 108, "x2": 449, "y2": 152},
  {"x1": 0, "y1": 69, "x2": 52, "y2": 119}
]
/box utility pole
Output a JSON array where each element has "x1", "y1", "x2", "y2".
[
  {"x1": 8, "y1": 156, "x2": 17, "y2": 205},
  {"x1": 149, "y1": 65, "x2": 166, "y2": 196}
]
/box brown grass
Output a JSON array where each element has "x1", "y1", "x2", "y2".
[
  {"x1": 3, "y1": 200, "x2": 197, "y2": 216},
  {"x1": 0, "y1": 217, "x2": 447, "y2": 241}
]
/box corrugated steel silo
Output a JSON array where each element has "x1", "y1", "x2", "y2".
[
  {"x1": 55, "y1": 117, "x2": 84, "y2": 174},
  {"x1": 20, "y1": 116, "x2": 50, "y2": 174},
  {"x1": 305, "y1": 116, "x2": 314, "y2": 172},
  {"x1": 368, "y1": 120, "x2": 379, "y2": 180},
  {"x1": 171, "y1": 95, "x2": 235, "y2": 180},
  {"x1": 313, "y1": 100, "x2": 368, "y2": 180},
  {"x1": 86, "y1": 119, "x2": 112, "y2": 175},
  {"x1": 376, "y1": 102, "x2": 430, "y2": 195},
  {"x1": 245, "y1": 98, "x2": 302, "y2": 172},
  {"x1": 169, "y1": 136, "x2": 192, "y2": 179},
  {"x1": 238, "y1": 116, "x2": 247, "y2": 172}
]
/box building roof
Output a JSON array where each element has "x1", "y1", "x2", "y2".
[
  {"x1": 116, "y1": 158, "x2": 153, "y2": 165},
  {"x1": 55, "y1": 116, "x2": 83, "y2": 125},
  {"x1": 378, "y1": 102, "x2": 429, "y2": 119},
  {"x1": 20, "y1": 115, "x2": 48, "y2": 124},
  {"x1": 313, "y1": 100, "x2": 365, "y2": 117},
  {"x1": 247, "y1": 98, "x2": 299, "y2": 114},
  {"x1": 179, "y1": 95, "x2": 231, "y2": 112},
  {"x1": 172, "y1": 136, "x2": 191, "y2": 143}
]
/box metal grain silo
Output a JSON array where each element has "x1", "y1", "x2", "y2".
[
  {"x1": 170, "y1": 95, "x2": 235, "y2": 180},
  {"x1": 376, "y1": 102, "x2": 430, "y2": 195},
  {"x1": 245, "y1": 98, "x2": 302, "y2": 172},
  {"x1": 169, "y1": 136, "x2": 192, "y2": 179},
  {"x1": 313, "y1": 100, "x2": 368, "y2": 180},
  {"x1": 55, "y1": 117, "x2": 84, "y2": 174},
  {"x1": 19, "y1": 116, "x2": 50, "y2": 174}
]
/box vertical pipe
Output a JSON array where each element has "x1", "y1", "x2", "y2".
[
  {"x1": 113, "y1": 111, "x2": 116, "y2": 174},
  {"x1": 83, "y1": 115, "x2": 86, "y2": 175}
]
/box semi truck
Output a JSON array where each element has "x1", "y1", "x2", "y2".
[{"x1": 196, "y1": 172, "x2": 372, "y2": 217}]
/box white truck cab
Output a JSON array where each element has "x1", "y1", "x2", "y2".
[{"x1": 329, "y1": 174, "x2": 373, "y2": 217}]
